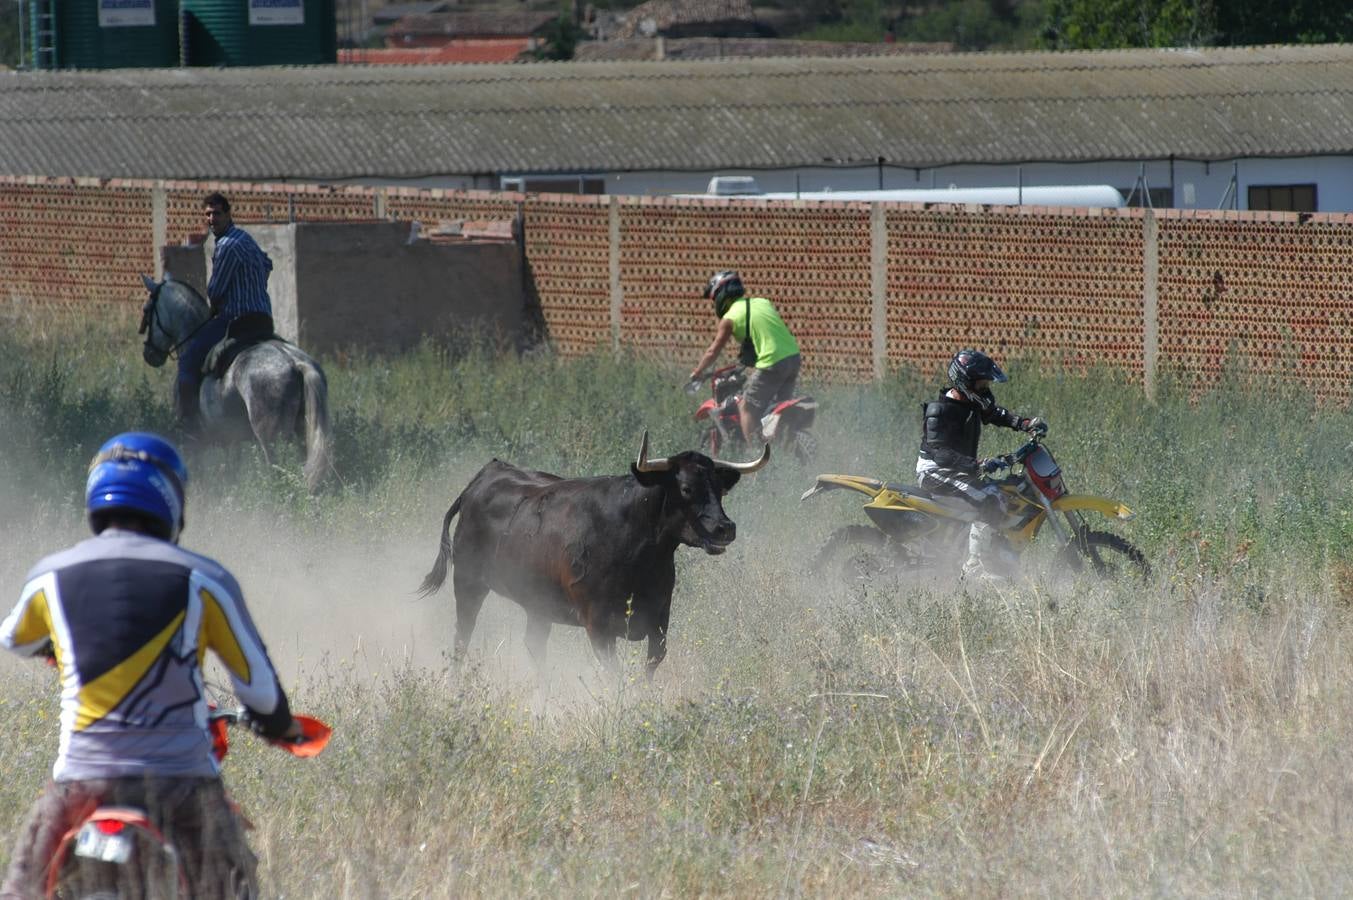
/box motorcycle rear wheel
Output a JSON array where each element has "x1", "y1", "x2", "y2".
[
  {"x1": 1059, "y1": 530, "x2": 1149, "y2": 580},
  {"x1": 811, "y1": 525, "x2": 921, "y2": 587},
  {"x1": 787, "y1": 428, "x2": 817, "y2": 464}
]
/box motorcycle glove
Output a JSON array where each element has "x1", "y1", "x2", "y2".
[{"x1": 1021, "y1": 417, "x2": 1048, "y2": 435}]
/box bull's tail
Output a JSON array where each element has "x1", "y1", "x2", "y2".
[{"x1": 417, "y1": 490, "x2": 465, "y2": 597}]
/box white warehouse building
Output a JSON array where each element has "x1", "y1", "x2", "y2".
[{"x1": 1, "y1": 43, "x2": 1350, "y2": 211}]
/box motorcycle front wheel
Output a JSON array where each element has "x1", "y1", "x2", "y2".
[
  {"x1": 1058, "y1": 530, "x2": 1149, "y2": 580},
  {"x1": 699, "y1": 428, "x2": 720, "y2": 458}
]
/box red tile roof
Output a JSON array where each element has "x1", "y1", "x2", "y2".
[{"x1": 340, "y1": 41, "x2": 531, "y2": 65}]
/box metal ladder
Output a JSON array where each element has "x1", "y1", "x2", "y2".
[{"x1": 32, "y1": 0, "x2": 56, "y2": 69}]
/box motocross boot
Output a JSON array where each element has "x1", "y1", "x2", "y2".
[
  {"x1": 961, "y1": 522, "x2": 1007, "y2": 582},
  {"x1": 962, "y1": 491, "x2": 1015, "y2": 581},
  {"x1": 174, "y1": 380, "x2": 203, "y2": 439}
]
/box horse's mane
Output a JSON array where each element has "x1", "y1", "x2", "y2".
[{"x1": 161, "y1": 277, "x2": 210, "y2": 316}]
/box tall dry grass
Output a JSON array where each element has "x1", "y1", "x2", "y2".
[{"x1": 0, "y1": 311, "x2": 1350, "y2": 897}]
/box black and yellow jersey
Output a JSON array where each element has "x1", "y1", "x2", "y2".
[{"x1": 1, "y1": 529, "x2": 290, "y2": 781}]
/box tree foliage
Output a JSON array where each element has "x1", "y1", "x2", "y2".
[
  {"x1": 533, "y1": 8, "x2": 585, "y2": 60},
  {"x1": 796, "y1": 0, "x2": 1045, "y2": 50},
  {"x1": 899, "y1": 0, "x2": 1045, "y2": 49},
  {"x1": 0, "y1": 3, "x2": 20, "y2": 69},
  {"x1": 1042, "y1": 0, "x2": 1353, "y2": 48}
]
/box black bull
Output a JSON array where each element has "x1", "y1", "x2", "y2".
[{"x1": 417, "y1": 433, "x2": 769, "y2": 677}]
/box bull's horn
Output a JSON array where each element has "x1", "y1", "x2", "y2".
[
  {"x1": 635, "y1": 430, "x2": 674, "y2": 472},
  {"x1": 140, "y1": 273, "x2": 157, "y2": 291},
  {"x1": 717, "y1": 443, "x2": 771, "y2": 474}
]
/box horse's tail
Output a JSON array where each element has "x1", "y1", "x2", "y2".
[
  {"x1": 295, "y1": 353, "x2": 333, "y2": 492},
  {"x1": 417, "y1": 489, "x2": 467, "y2": 598}
]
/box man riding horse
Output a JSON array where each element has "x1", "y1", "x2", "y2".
[{"x1": 177, "y1": 193, "x2": 275, "y2": 433}]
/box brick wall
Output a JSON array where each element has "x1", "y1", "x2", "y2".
[
  {"x1": 523, "y1": 195, "x2": 612, "y2": 354},
  {"x1": 1156, "y1": 210, "x2": 1353, "y2": 401},
  {"x1": 3, "y1": 176, "x2": 1351, "y2": 402},
  {"x1": 165, "y1": 182, "x2": 379, "y2": 247},
  {"x1": 616, "y1": 197, "x2": 873, "y2": 380},
  {"x1": 0, "y1": 179, "x2": 154, "y2": 315},
  {"x1": 885, "y1": 206, "x2": 1147, "y2": 380}
]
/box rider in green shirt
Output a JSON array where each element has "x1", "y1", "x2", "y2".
[{"x1": 690, "y1": 271, "x2": 802, "y2": 444}]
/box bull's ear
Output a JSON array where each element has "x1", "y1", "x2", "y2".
[
  {"x1": 630, "y1": 463, "x2": 666, "y2": 487},
  {"x1": 716, "y1": 468, "x2": 742, "y2": 494}
]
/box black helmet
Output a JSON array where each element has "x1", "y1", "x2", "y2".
[
  {"x1": 703, "y1": 271, "x2": 745, "y2": 317},
  {"x1": 948, "y1": 348, "x2": 1007, "y2": 411}
]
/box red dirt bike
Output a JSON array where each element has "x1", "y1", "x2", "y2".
[
  {"x1": 44, "y1": 706, "x2": 331, "y2": 900},
  {"x1": 686, "y1": 364, "x2": 819, "y2": 463}
]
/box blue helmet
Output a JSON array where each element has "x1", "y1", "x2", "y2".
[{"x1": 86, "y1": 432, "x2": 188, "y2": 541}]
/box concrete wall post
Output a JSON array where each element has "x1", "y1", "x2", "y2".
[
  {"x1": 1142, "y1": 209, "x2": 1159, "y2": 402},
  {"x1": 609, "y1": 195, "x2": 622, "y2": 352},
  {"x1": 151, "y1": 182, "x2": 167, "y2": 280},
  {"x1": 870, "y1": 202, "x2": 887, "y2": 381}
]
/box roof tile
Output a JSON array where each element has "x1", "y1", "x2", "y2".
[{"x1": 1, "y1": 46, "x2": 1351, "y2": 181}]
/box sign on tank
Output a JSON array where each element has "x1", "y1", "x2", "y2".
[
  {"x1": 99, "y1": 0, "x2": 155, "y2": 28},
  {"x1": 248, "y1": 0, "x2": 304, "y2": 26}
]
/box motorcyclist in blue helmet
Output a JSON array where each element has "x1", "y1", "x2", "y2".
[
  {"x1": 1, "y1": 432, "x2": 299, "y2": 899},
  {"x1": 915, "y1": 350, "x2": 1047, "y2": 580},
  {"x1": 85, "y1": 431, "x2": 189, "y2": 542}
]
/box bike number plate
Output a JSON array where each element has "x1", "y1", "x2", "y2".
[{"x1": 74, "y1": 823, "x2": 134, "y2": 864}]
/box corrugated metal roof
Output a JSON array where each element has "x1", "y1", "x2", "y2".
[{"x1": 1, "y1": 45, "x2": 1351, "y2": 181}]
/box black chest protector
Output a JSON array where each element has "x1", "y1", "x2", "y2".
[{"x1": 919, "y1": 393, "x2": 1018, "y2": 472}]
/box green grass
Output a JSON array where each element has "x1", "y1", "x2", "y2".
[{"x1": 1, "y1": 312, "x2": 1351, "y2": 896}]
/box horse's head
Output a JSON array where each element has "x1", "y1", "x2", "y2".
[{"x1": 139, "y1": 274, "x2": 210, "y2": 368}]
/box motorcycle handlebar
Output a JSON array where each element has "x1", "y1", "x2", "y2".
[
  {"x1": 993, "y1": 432, "x2": 1047, "y2": 471},
  {"x1": 208, "y1": 705, "x2": 330, "y2": 753},
  {"x1": 684, "y1": 364, "x2": 744, "y2": 394}
]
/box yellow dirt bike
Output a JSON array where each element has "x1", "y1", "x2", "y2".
[{"x1": 802, "y1": 432, "x2": 1148, "y2": 582}]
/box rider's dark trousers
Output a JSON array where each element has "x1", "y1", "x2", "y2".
[
  {"x1": 917, "y1": 465, "x2": 1006, "y2": 573},
  {"x1": 175, "y1": 313, "x2": 274, "y2": 424},
  {"x1": 1, "y1": 776, "x2": 257, "y2": 900},
  {"x1": 175, "y1": 315, "x2": 230, "y2": 416}
]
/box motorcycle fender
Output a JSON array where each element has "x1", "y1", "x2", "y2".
[
  {"x1": 772, "y1": 396, "x2": 816, "y2": 416},
  {"x1": 1051, "y1": 494, "x2": 1134, "y2": 520},
  {"x1": 800, "y1": 474, "x2": 886, "y2": 501},
  {"x1": 880, "y1": 494, "x2": 954, "y2": 519},
  {"x1": 695, "y1": 400, "x2": 717, "y2": 421}
]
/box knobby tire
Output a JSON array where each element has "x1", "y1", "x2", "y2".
[
  {"x1": 1060, "y1": 529, "x2": 1149, "y2": 579},
  {"x1": 812, "y1": 526, "x2": 896, "y2": 585}
]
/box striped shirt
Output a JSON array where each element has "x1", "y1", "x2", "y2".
[
  {"x1": 1, "y1": 530, "x2": 290, "y2": 781},
  {"x1": 207, "y1": 225, "x2": 273, "y2": 319}
]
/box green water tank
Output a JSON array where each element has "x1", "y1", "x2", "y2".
[
  {"x1": 50, "y1": 0, "x2": 181, "y2": 69},
  {"x1": 181, "y1": 0, "x2": 336, "y2": 67}
]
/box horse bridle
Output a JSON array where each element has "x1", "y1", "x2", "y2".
[{"x1": 140, "y1": 283, "x2": 210, "y2": 361}]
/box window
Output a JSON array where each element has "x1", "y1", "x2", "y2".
[
  {"x1": 1248, "y1": 184, "x2": 1316, "y2": 212},
  {"x1": 1116, "y1": 186, "x2": 1174, "y2": 208},
  {"x1": 500, "y1": 176, "x2": 605, "y2": 195}
]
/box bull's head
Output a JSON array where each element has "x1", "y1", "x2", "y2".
[{"x1": 631, "y1": 430, "x2": 769, "y2": 555}]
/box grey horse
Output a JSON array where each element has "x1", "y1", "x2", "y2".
[{"x1": 139, "y1": 274, "x2": 333, "y2": 491}]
